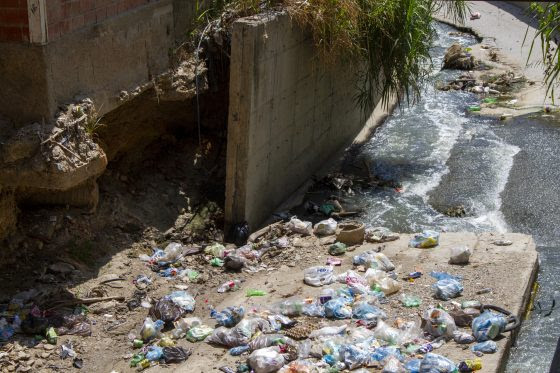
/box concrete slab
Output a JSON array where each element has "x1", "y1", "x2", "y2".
[{"x1": 177, "y1": 232, "x2": 538, "y2": 372}]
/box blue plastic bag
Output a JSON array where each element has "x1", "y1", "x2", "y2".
[
  {"x1": 471, "y1": 340, "x2": 498, "y2": 353},
  {"x1": 405, "y1": 359, "x2": 422, "y2": 373},
  {"x1": 472, "y1": 311, "x2": 507, "y2": 341},
  {"x1": 324, "y1": 297, "x2": 353, "y2": 319},
  {"x1": 432, "y1": 278, "x2": 463, "y2": 300},
  {"x1": 429, "y1": 271, "x2": 461, "y2": 281},
  {"x1": 370, "y1": 346, "x2": 403, "y2": 362},
  {"x1": 352, "y1": 302, "x2": 386, "y2": 322},
  {"x1": 419, "y1": 353, "x2": 456, "y2": 372},
  {"x1": 229, "y1": 345, "x2": 250, "y2": 356},
  {"x1": 211, "y1": 306, "x2": 245, "y2": 327},
  {"x1": 146, "y1": 346, "x2": 164, "y2": 361},
  {"x1": 340, "y1": 344, "x2": 369, "y2": 369}
]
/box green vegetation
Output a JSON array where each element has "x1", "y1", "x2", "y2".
[
  {"x1": 194, "y1": 0, "x2": 467, "y2": 109},
  {"x1": 527, "y1": 2, "x2": 560, "y2": 100}
]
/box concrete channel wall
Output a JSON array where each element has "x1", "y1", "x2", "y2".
[{"x1": 225, "y1": 12, "x2": 382, "y2": 231}]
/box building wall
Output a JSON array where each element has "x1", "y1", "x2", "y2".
[
  {"x1": 45, "y1": 0, "x2": 158, "y2": 41},
  {"x1": 225, "y1": 13, "x2": 381, "y2": 230},
  {"x1": 0, "y1": 0, "x2": 29, "y2": 42},
  {"x1": 0, "y1": 0, "x2": 196, "y2": 125}
]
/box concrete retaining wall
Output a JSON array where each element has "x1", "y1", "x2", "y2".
[{"x1": 225, "y1": 12, "x2": 382, "y2": 231}]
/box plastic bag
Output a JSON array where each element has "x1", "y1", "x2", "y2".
[
  {"x1": 383, "y1": 356, "x2": 405, "y2": 372},
  {"x1": 370, "y1": 346, "x2": 403, "y2": 362},
  {"x1": 453, "y1": 330, "x2": 475, "y2": 344},
  {"x1": 449, "y1": 246, "x2": 471, "y2": 265},
  {"x1": 186, "y1": 324, "x2": 214, "y2": 342},
  {"x1": 267, "y1": 315, "x2": 296, "y2": 331},
  {"x1": 400, "y1": 294, "x2": 421, "y2": 307},
  {"x1": 270, "y1": 299, "x2": 304, "y2": 317},
  {"x1": 211, "y1": 306, "x2": 245, "y2": 327},
  {"x1": 314, "y1": 218, "x2": 338, "y2": 236},
  {"x1": 163, "y1": 346, "x2": 191, "y2": 363},
  {"x1": 409, "y1": 230, "x2": 439, "y2": 248},
  {"x1": 352, "y1": 302, "x2": 386, "y2": 322},
  {"x1": 236, "y1": 245, "x2": 261, "y2": 261},
  {"x1": 309, "y1": 325, "x2": 347, "y2": 338},
  {"x1": 365, "y1": 269, "x2": 401, "y2": 295},
  {"x1": 419, "y1": 353, "x2": 456, "y2": 372},
  {"x1": 422, "y1": 308, "x2": 457, "y2": 339},
  {"x1": 340, "y1": 343, "x2": 369, "y2": 369},
  {"x1": 146, "y1": 346, "x2": 164, "y2": 361},
  {"x1": 471, "y1": 311, "x2": 507, "y2": 341},
  {"x1": 172, "y1": 317, "x2": 201, "y2": 338},
  {"x1": 248, "y1": 347, "x2": 286, "y2": 373},
  {"x1": 365, "y1": 227, "x2": 399, "y2": 243},
  {"x1": 205, "y1": 243, "x2": 226, "y2": 258},
  {"x1": 329, "y1": 242, "x2": 347, "y2": 256},
  {"x1": 158, "y1": 242, "x2": 184, "y2": 265},
  {"x1": 353, "y1": 251, "x2": 395, "y2": 271},
  {"x1": 374, "y1": 320, "x2": 404, "y2": 345},
  {"x1": 140, "y1": 318, "x2": 164, "y2": 341},
  {"x1": 149, "y1": 291, "x2": 196, "y2": 323},
  {"x1": 432, "y1": 279, "x2": 463, "y2": 300},
  {"x1": 324, "y1": 297, "x2": 352, "y2": 319},
  {"x1": 287, "y1": 217, "x2": 312, "y2": 236},
  {"x1": 249, "y1": 334, "x2": 291, "y2": 351},
  {"x1": 471, "y1": 340, "x2": 497, "y2": 353},
  {"x1": 278, "y1": 360, "x2": 315, "y2": 373},
  {"x1": 208, "y1": 318, "x2": 270, "y2": 347},
  {"x1": 303, "y1": 266, "x2": 335, "y2": 287},
  {"x1": 405, "y1": 359, "x2": 421, "y2": 373},
  {"x1": 430, "y1": 271, "x2": 461, "y2": 281}
]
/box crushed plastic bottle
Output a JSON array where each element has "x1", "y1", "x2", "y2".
[{"x1": 217, "y1": 279, "x2": 242, "y2": 293}]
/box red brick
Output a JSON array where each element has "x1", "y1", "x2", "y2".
[
  {"x1": 95, "y1": 6, "x2": 106, "y2": 22},
  {"x1": 83, "y1": 9, "x2": 96, "y2": 25},
  {"x1": 0, "y1": 26, "x2": 23, "y2": 41},
  {"x1": 0, "y1": 8, "x2": 28, "y2": 26},
  {"x1": 20, "y1": 24, "x2": 29, "y2": 41},
  {"x1": 106, "y1": 3, "x2": 118, "y2": 18},
  {"x1": 70, "y1": 14, "x2": 84, "y2": 30},
  {"x1": 70, "y1": 0, "x2": 81, "y2": 16},
  {"x1": 61, "y1": 2, "x2": 72, "y2": 18}
]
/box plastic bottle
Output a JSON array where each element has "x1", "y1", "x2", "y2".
[
  {"x1": 400, "y1": 294, "x2": 421, "y2": 307},
  {"x1": 210, "y1": 306, "x2": 245, "y2": 327},
  {"x1": 130, "y1": 354, "x2": 145, "y2": 367},
  {"x1": 246, "y1": 289, "x2": 267, "y2": 297},
  {"x1": 140, "y1": 318, "x2": 164, "y2": 341},
  {"x1": 229, "y1": 345, "x2": 250, "y2": 356},
  {"x1": 468, "y1": 105, "x2": 481, "y2": 112},
  {"x1": 217, "y1": 279, "x2": 242, "y2": 293}
]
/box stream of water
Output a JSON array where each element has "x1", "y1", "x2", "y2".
[{"x1": 347, "y1": 23, "x2": 559, "y2": 372}]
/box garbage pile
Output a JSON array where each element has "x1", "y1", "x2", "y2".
[{"x1": 123, "y1": 223, "x2": 518, "y2": 372}]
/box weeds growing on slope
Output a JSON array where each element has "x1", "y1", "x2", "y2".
[{"x1": 193, "y1": 0, "x2": 467, "y2": 110}]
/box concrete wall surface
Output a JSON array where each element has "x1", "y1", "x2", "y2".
[{"x1": 225, "y1": 12, "x2": 380, "y2": 230}]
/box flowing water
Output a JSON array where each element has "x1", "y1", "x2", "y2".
[{"x1": 340, "y1": 23, "x2": 560, "y2": 372}]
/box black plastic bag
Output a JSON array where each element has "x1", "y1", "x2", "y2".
[{"x1": 163, "y1": 346, "x2": 192, "y2": 364}]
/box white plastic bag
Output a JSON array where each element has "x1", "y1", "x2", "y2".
[
  {"x1": 364, "y1": 268, "x2": 401, "y2": 295},
  {"x1": 287, "y1": 217, "x2": 312, "y2": 236},
  {"x1": 313, "y1": 218, "x2": 338, "y2": 236},
  {"x1": 374, "y1": 320, "x2": 405, "y2": 345},
  {"x1": 422, "y1": 308, "x2": 457, "y2": 339},
  {"x1": 304, "y1": 266, "x2": 335, "y2": 287},
  {"x1": 159, "y1": 242, "x2": 184, "y2": 263},
  {"x1": 248, "y1": 347, "x2": 286, "y2": 373},
  {"x1": 449, "y1": 246, "x2": 471, "y2": 265}
]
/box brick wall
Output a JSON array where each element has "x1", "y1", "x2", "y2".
[
  {"x1": 46, "y1": 0, "x2": 157, "y2": 40},
  {"x1": 0, "y1": 0, "x2": 29, "y2": 42}
]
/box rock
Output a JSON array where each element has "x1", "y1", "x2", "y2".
[
  {"x1": 48, "y1": 262, "x2": 75, "y2": 274},
  {"x1": 443, "y1": 43, "x2": 477, "y2": 70},
  {"x1": 43, "y1": 344, "x2": 56, "y2": 351},
  {"x1": 224, "y1": 255, "x2": 244, "y2": 271},
  {"x1": 90, "y1": 300, "x2": 118, "y2": 314}
]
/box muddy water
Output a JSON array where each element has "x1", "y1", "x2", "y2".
[{"x1": 345, "y1": 23, "x2": 559, "y2": 372}]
